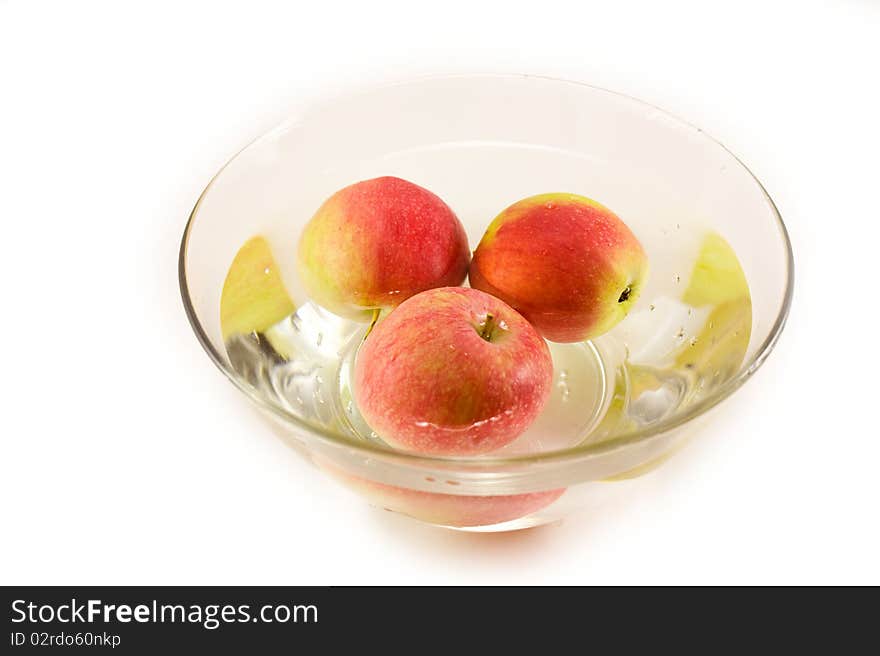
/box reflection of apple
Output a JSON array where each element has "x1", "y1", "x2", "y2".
[
  {"x1": 320, "y1": 461, "x2": 565, "y2": 528},
  {"x1": 297, "y1": 177, "x2": 470, "y2": 321},
  {"x1": 470, "y1": 193, "x2": 648, "y2": 342},
  {"x1": 354, "y1": 287, "x2": 552, "y2": 456},
  {"x1": 220, "y1": 235, "x2": 295, "y2": 340}
]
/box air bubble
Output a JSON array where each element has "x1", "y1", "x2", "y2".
[{"x1": 556, "y1": 370, "x2": 571, "y2": 401}]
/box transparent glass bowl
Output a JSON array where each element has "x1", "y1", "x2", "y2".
[{"x1": 179, "y1": 75, "x2": 793, "y2": 531}]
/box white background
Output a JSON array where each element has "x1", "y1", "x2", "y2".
[{"x1": 1, "y1": 0, "x2": 878, "y2": 585}]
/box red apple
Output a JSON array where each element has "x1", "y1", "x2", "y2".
[
  {"x1": 470, "y1": 193, "x2": 648, "y2": 342},
  {"x1": 297, "y1": 176, "x2": 470, "y2": 320},
  {"x1": 354, "y1": 287, "x2": 553, "y2": 456}
]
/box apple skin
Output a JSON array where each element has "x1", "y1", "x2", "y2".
[
  {"x1": 469, "y1": 193, "x2": 648, "y2": 342},
  {"x1": 297, "y1": 176, "x2": 470, "y2": 320},
  {"x1": 354, "y1": 287, "x2": 553, "y2": 456}
]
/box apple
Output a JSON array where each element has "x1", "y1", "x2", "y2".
[
  {"x1": 297, "y1": 176, "x2": 470, "y2": 321},
  {"x1": 469, "y1": 193, "x2": 648, "y2": 342},
  {"x1": 220, "y1": 235, "x2": 295, "y2": 341},
  {"x1": 354, "y1": 287, "x2": 553, "y2": 456}
]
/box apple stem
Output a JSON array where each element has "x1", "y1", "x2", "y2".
[
  {"x1": 363, "y1": 308, "x2": 381, "y2": 340},
  {"x1": 479, "y1": 313, "x2": 496, "y2": 341}
]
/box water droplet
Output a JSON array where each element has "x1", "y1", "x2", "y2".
[
  {"x1": 544, "y1": 201, "x2": 556, "y2": 210},
  {"x1": 263, "y1": 267, "x2": 271, "y2": 275},
  {"x1": 346, "y1": 401, "x2": 353, "y2": 415},
  {"x1": 369, "y1": 431, "x2": 378, "y2": 440},
  {"x1": 316, "y1": 332, "x2": 323, "y2": 347},
  {"x1": 675, "y1": 275, "x2": 681, "y2": 284},
  {"x1": 689, "y1": 336, "x2": 698, "y2": 346},
  {"x1": 676, "y1": 327, "x2": 685, "y2": 340},
  {"x1": 649, "y1": 304, "x2": 656, "y2": 311},
  {"x1": 559, "y1": 369, "x2": 568, "y2": 380}
]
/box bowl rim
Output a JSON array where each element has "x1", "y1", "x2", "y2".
[{"x1": 178, "y1": 72, "x2": 794, "y2": 470}]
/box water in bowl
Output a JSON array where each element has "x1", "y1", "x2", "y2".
[{"x1": 221, "y1": 226, "x2": 751, "y2": 458}]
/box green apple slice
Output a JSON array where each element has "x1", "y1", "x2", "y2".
[
  {"x1": 682, "y1": 232, "x2": 750, "y2": 307},
  {"x1": 677, "y1": 232, "x2": 752, "y2": 385},
  {"x1": 220, "y1": 236, "x2": 296, "y2": 341}
]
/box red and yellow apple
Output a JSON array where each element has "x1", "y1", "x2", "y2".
[
  {"x1": 297, "y1": 176, "x2": 470, "y2": 320},
  {"x1": 469, "y1": 193, "x2": 648, "y2": 342},
  {"x1": 354, "y1": 287, "x2": 552, "y2": 456}
]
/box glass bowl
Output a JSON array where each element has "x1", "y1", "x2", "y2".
[{"x1": 179, "y1": 74, "x2": 793, "y2": 531}]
